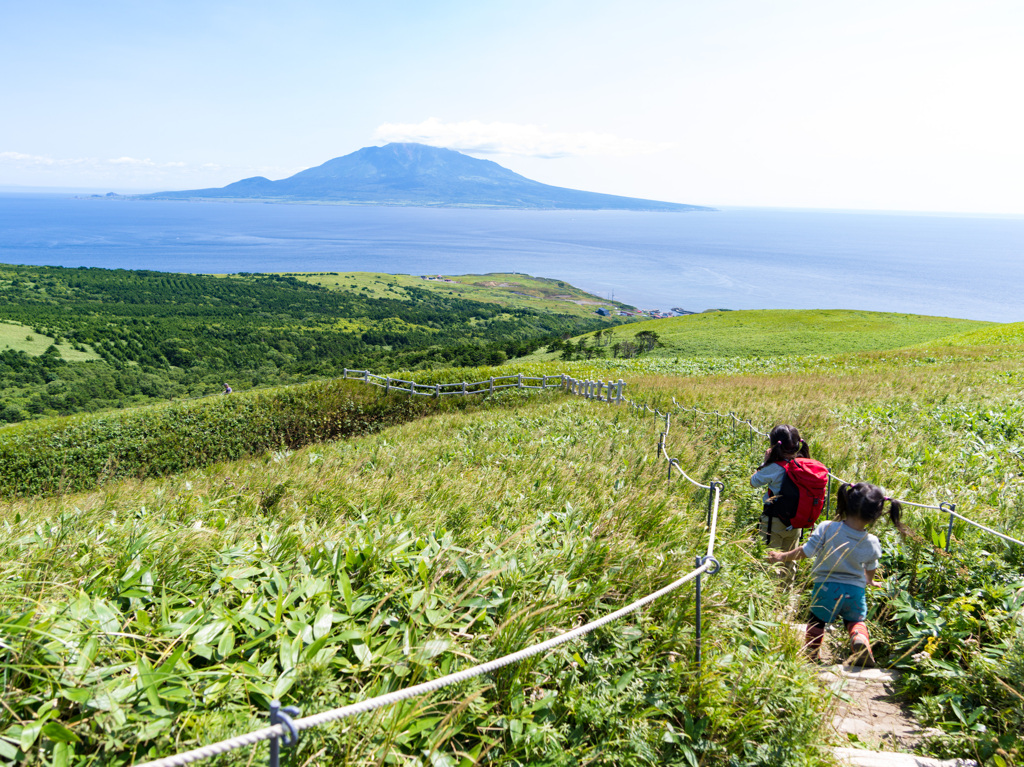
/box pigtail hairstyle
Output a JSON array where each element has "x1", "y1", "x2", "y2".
[
  {"x1": 757, "y1": 424, "x2": 809, "y2": 469},
  {"x1": 836, "y1": 482, "x2": 907, "y2": 536}
]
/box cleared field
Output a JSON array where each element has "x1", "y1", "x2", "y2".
[{"x1": 0, "y1": 320, "x2": 101, "y2": 361}]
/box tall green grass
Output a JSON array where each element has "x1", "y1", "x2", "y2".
[
  {"x1": 0, "y1": 380, "x2": 478, "y2": 498},
  {"x1": 2, "y1": 324, "x2": 1023, "y2": 766}
]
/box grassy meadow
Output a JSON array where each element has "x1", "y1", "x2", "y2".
[
  {"x1": 1, "y1": 311, "x2": 1023, "y2": 766},
  {"x1": 290, "y1": 272, "x2": 634, "y2": 318}
]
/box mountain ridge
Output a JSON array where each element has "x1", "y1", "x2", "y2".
[{"x1": 138, "y1": 143, "x2": 713, "y2": 211}]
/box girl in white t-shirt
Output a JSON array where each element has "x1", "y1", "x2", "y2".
[{"x1": 768, "y1": 482, "x2": 905, "y2": 665}]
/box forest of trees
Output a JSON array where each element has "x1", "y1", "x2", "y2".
[{"x1": 0, "y1": 265, "x2": 620, "y2": 423}]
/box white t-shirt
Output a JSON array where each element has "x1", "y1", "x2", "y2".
[{"x1": 802, "y1": 520, "x2": 881, "y2": 586}]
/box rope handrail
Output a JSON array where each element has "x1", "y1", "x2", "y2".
[
  {"x1": 658, "y1": 440, "x2": 711, "y2": 490},
  {"x1": 135, "y1": 559, "x2": 715, "y2": 767},
  {"x1": 657, "y1": 396, "x2": 1023, "y2": 550},
  {"x1": 825, "y1": 471, "x2": 1024, "y2": 546},
  {"x1": 705, "y1": 483, "x2": 722, "y2": 559},
  {"x1": 136, "y1": 379, "x2": 722, "y2": 767},
  {"x1": 945, "y1": 510, "x2": 1024, "y2": 547}
]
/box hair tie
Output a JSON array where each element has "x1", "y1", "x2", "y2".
[
  {"x1": 776, "y1": 440, "x2": 782, "y2": 445},
  {"x1": 884, "y1": 496, "x2": 891, "y2": 501}
]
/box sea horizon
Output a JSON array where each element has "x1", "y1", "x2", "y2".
[{"x1": 1, "y1": 192, "x2": 1021, "y2": 323}]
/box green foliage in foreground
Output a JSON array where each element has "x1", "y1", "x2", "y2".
[
  {"x1": 3, "y1": 329, "x2": 1024, "y2": 766},
  {"x1": 1, "y1": 394, "x2": 833, "y2": 767}
]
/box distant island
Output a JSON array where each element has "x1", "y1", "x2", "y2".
[{"x1": 137, "y1": 143, "x2": 714, "y2": 212}]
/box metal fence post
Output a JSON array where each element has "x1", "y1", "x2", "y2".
[
  {"x1": 825, "y1": 468, "x2": 832, "y2": 519},
  {"x1": 268, "y1": 701, "x2": 300, "y2": 767},
  {"x1": 707, "y1": 481, "x2": 724, "y2": 529}
]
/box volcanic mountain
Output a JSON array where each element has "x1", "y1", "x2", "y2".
[{"x1": 140, "y1": 143, "x2": 711, "y2": 211}]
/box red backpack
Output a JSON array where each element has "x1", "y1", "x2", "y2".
[{"x1": 767, "y1": 457, "x2": 830, "y2": 529}]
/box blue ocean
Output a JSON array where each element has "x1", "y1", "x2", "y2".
[{"x1": 1, "y1": 194, "x2": 1021, "y2": 322}]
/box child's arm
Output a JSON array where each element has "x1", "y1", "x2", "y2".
[
  {"x1": 768, "y1": 548, "x2": 807, "y2": 563},
  {"x1": 865, "y1": 568, "x2": 876, "y2": 586}
]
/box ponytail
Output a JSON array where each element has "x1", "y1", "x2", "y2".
[
  {"x1": 886, "y1": 497, "x2": 908, "y2": 537},
  {"x1": 836, "y1": 483, "x2": 851, "y2": 519}
]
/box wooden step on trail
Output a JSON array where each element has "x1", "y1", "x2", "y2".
[{"x1": 832, "y1": 746, "x2": 977, "y2": 766}]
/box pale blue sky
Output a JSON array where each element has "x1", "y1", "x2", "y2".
[{"x1": 2, "y1": 0, "x2": 1022, "y2": 213}]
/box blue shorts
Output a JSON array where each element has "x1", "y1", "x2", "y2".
[{"x1": 809, "y1": 581, "x2": 867, "y2": 624}]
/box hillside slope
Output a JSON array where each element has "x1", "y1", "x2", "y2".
[
  {"x1": 2, "y1": 322, "x2": 1022, "y2": 765},
  {"x1": 531, "y1": 309, "x2": 994, "y2": 361}
]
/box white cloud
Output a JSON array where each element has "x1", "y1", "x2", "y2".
[
  {"x1": 373, "y1": 118, "x2": 673, "y2": 159},
  {"x1": 107, "y1": 156, "x2": 156, "y2": 166}
]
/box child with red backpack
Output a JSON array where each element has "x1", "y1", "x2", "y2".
[
  {"x1": 750, "y1": 425, "x2": 828, "y2": 577},
  {"x1": 769, "y1": 482, "x2": 905, "y2": 665}
]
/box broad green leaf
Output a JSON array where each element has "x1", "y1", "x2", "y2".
[
  {"x1": 415, "y1": 639, "x2": 450, "y2": 661},
  {"x1": 0, "y1": 736, "x2": 18, "y2": 762},
  {"x1": 351, "y1": 594, "x2": 376, "y2": 615},
  {"x1": 273, "y1": 670, "x2": 296, "y2": 699},
  {"x1": 353, "y1": 642, "x2": 372, "y2": 665},
  {"x1": 53, "y1": 741, "x2": 71, "y2": 767},
  {"x1": 217, "y1": 626, "x2": 235, "y2": 658},
  {"x1": 61, "y1": 688, "x2": 92, "y2": 704},
  {"x1": 193, "y1": 620, "x2": 227, "y2": 646},
  {"x1": 338, "y1": 570, "x2": 353, "y2": 613},
  {"x1": 41, "y1": 722, "x2": 80, "y2": 744},
  {"x1": 280, "y1": 635, "x2": 302, "y2": 670},
  {"x1": 20, "y1": 720, "x2": 45, "y2": 751},
  {"x1": 313, "y1": 604, "x2": 333, "y2": 640}
]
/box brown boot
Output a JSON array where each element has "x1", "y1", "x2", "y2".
[
  {"x1": 846, "y1": 621, "x2": 875, "y2": 667},
  {"x1": 804, "y1": 622, "x2": 825, "y2": 661}
]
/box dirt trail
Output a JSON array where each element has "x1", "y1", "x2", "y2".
[{"x1": 788, "y1": 623, "x2": 977, "y2": 766}]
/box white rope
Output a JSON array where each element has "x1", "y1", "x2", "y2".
[
  {"x1": 945, "y1": 510, "x2": 1024, "y2": 547},
  {"x1": 135, "y1": 561, "x2": 712, "y2": 767}
]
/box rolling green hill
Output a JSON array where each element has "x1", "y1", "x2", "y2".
[
  {"x1": 531, "y1": 309, "x2": 994, "y2": 362},
  {"x1": 0, "y1": 264, "x2": 624, "y2": 423}
]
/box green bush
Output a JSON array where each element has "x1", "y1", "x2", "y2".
[{"x1": 0, "y1": 381, "x2": 453, "y2": 498}]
